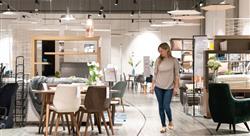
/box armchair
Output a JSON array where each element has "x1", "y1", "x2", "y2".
[
  {"x1": 208, "y1": 83, "x2": 250, "y2": 134},
  {"x1": 0, "y1": 83, "x2": 18, "y2": 128},
  {"x1": 111, "y1": 81, "x2": 127, "y2": 112}
]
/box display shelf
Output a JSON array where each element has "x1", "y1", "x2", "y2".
[
  {"x1": 44, "y1": 51, "x2": 97, "y2": 55},
  {"x1": 34, "y1": 62, "x2": 50, "y2": 65}
]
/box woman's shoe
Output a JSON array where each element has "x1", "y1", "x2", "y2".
[
  {"x1": 168, "y1": 124, "x2": 174, "y2": 130},
  {"x1": 160, "y1": 127, "x2": 167, "y2": 133}
]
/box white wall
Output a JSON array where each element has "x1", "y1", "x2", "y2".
[{"x1": 111, "y1": 24, "x2": 201, "y2": 77}]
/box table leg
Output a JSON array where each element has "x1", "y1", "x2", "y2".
[
  {"x1": 111, "y1": 104, "x2": 115, "y2": 125},
  {"x1": 38, "y1": 94, "x2": 45, "y2": 133}
]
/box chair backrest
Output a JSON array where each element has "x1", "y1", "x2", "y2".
[
  {"x1": 208, "y1": 83, "x2": 235, "y2": 123},
  {"x1": 111, "y1": 81, "x2": 127, "y2": 98},
  {"x1": 145, "y1": 75, "x2": 153, "y2": 83},
  {"x1": 134, "y1": 75, "x2": 144, "y2": 83},
  {"x1": 53, "y1": 84, "x2": 81, "y2": 113},
  {"x1": 84, "y1": 86, "x2": 110, "y2": 112},
  {"x1": 0, "y1": 83, "x2": 18, "y2": 116},
  {"x1": 42, "y1": 83, "x2": 48, "y2": 91},
  {"x1": 123, "y1": 73, "x2": 127, "y2": 81}
]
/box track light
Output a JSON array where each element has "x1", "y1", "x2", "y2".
[
  {"x1": 35, "y1": 0, "x2": 39, "y2": 4},
  {"x1": 149, "y1": 19, "x2": 152, "y2": 23},
  {"x1": 132, "y1": 19, "x2": 134, "y2": 23},
  {"x1": 133, "y1": 0, "x2": 137, "y2": 4},
  {"x1": 100, "y1": 6, "x2": 104, "y2": 12},
  {"x1": 0, "y1": 0, "x2": 3, "y2": 6},
  {"x1": 98, "y1": 11, "x2": 102, "y2": 16},
  {"x1": 130, "y1": 10, "x2": 134, "y2": 16},
  {"x1": 7, "y1": 4, "x2": 10, "y2": 10},
  {"x1": 88, "y1": 14, "x2": 91, "y2": 19},
  {"x1": 115, "y1": 0, "x2": 118, "y2": 6},
  {"x1": 103, "y1": 14, "x2": 106, "y2": 19}
]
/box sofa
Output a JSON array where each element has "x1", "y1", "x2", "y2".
[{"x1": 215, "y1": 75, "x2": 250, "y2": 89}]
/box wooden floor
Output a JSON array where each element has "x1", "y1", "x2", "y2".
[{"x1": 1, "y1": 88, "x2": 250, "y2": 136}]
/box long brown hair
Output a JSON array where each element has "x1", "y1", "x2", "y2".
[{"x1": 157, "y1": 42, "x2": 172, "y2": 63}]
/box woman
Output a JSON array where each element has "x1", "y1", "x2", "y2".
[{"x1": 150, "y1": 42, "x2": 180, "y2": 133}]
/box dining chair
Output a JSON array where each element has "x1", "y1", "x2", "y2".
[
  {"x1": 45, "y1": 84, "x2": 81, "y2": 136},
  {"x1": 111, "y1": 81, "x2": 127, "y2": 112},
  {"x1": 78, "y1": 86, "x2": 114, "y2": 136}
]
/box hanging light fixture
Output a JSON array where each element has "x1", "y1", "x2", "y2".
[
  {"x1": 86, "y1": 14, "x2": 94, "y2": 37},
  {"x1": 60, "y1": 7, "x2": 75, "y2": 21},
  {"x1": 130, "y1": 10, "x2": 134, "y2": 16},
  {"x1": 115, "y1": 0, "x2": 118, "y2": 6},
  {"x1": 2, "y1": 4, "x2": 15, "y2": 15}
]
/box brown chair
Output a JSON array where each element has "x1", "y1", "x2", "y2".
[{"x1": 78, "y1": 86, "x2": 114, "y2": 136}]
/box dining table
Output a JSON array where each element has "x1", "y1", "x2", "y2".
[{"x1": 32, "y1": 85, "x2": 119, "y2": 135}]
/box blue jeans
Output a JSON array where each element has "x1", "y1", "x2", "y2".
[{"x1": 155, "y1": 86, "x2": 173, "y2": 127}]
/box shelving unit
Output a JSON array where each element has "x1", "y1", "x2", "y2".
[
  {"x1": 15, "y1": 56, "x2": 28, "y2": 127},
  {"x1": 31, "y1": 36, "x2": 101, "y2": 76},
  {"x1": 170, "y1": 38, "x2": 193, "y2": 73}
]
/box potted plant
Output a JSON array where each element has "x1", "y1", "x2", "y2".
[
  {"x1": 128, "y1": 57, "x2": 141, "y2": 75},
  {"x1": 207, "y1": 56, "x2": 221, "y2": 82},
  {"x1": 87, "y1": 61, "x2": 101, "y2": 85}
]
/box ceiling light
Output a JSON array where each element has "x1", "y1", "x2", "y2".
[
  {"x1": 103, "y1": 14, "x2": 106, "y2": 19},
  {"x1": 172, "y1": 15, "x2": 205, "y2": 20},
  {"x1": 2, "y1": 5, "x2": 16, "y2": 15},
  {"x1": 133, "y1": 0, "x2": 137, "y2": 4},
  {"x1": 130, "y1": 10, "x2": 134, "y2": 16},
  {"x1": 0, "y1": 0, "x2": 3, "y2": 6},
  {"x1": 168, "y1": 10, "x2": 201, "y2": 15},
  {"x1": 132, "y1": 19, "x2": 134, "y2": 23},
  {"x1": 98, "y1": 11, "x2": 102, "y2": 16},
  {"x1": 150, "y1": 24, "x2": 174, "y2": 27},
  {"x1": 60, "y1": 14, "x2": 75, "y2": 21},
  {"x1": 115, "y1": 0, "x2": 118, "y2": 6},
  {"x1": 201, "y1": 4, "x2": 235, "y2": 11},
  {"x1": 60, "y1": 7, "x2": 75, "y2": 21},
  {"x1": 100, "y1": 6, "x2": 104, "y2": 12},
  {"x1": 88, "y1": 14, "x2": 91, "y2": 19},
  {"x1": 149, "y1": 19, "x2": 152, "y2": 23}
]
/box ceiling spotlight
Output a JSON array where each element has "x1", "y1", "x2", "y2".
[
  {"x1": 7, "y1": 5, "x2": 10, "y2": 11},
  {"x1": 100, "y1": 6, "x2": 104, "y2": 12},
  {"x1": 133, "y1": 0, "x2": 137, "y2": 4},
  {"x1": 0, "y1": 0, "x2": 3, "y2": 6},
  {"x1": 88, "y1": 14, "x2": 92, "y2": 19},
  {"x1": 103, "y1": 14, "x2": 106, "y2": 19},
  {"x1": 35, "y1": 0, "x2": 39, "y2": 4},
  {"x1": 115, "y1": 0, "x2": 118, "y2": 6},
  {"x1": 149, "y1": 19, "x2": 152, "y2": 23},
  {"x1": 98, "y1": 11, "x2": 102, "y2": 16},
  {"x1": 130, "y1": 10, "x2": 134, "y2": 16},
  {"x1": 132, "y1": 19, "x2": 134, "y2": 23}
]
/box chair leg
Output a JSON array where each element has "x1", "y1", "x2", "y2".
[
  {"x1": 61, "y1": 115, "x2": 66, "y2": 131},
  {"x1": 89, "y1": 114, "x2": 94, "y2": 130},
  {"x1": 101, "y1": 112, "x2": 110, "y2": 136},
  {"x1": 65, "y1": 114, "x2": 71, "y2": 135},
  {"x1": 244, "y1": 122, "x2": 250, "y2": 131},
  {"x1": 84, "y1": 113, "x2": 90, "y2": 136},
  {"x1": 55, "y1": 113, "x2": 61, "y2": 135},
  {"x1": 107, "y1": 109, "x2": 114, "y2": 135},
  {"x1": 216, "y1": 123, "x2": 221, "y2": 131},
  {"x1": 233, "y1": 124, "x2": 236, "y2": 134},
  {"x1": 45, "y1": 104, "x2": 50, "y2": 136},
  {"x1": 70, "y1": 113, "x2": 80, "y2": 136},
  {"x1": 78, "y1": 111, "x2": 84, "y2": 130},
  {"x1": 95, "y1": 113, "x2": 102, "y2": 134},
  {"x1": 121, "y1": 98, "x2": 125, "y2": 112},
  {"x1": 49, "y1": 111, "x2": 56, "y2": 134}
]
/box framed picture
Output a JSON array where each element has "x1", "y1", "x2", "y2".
[
  {"x1": 183, "y1": 40, "x2": 193, "y2": 50},
  {"x1": 83, "y1": 41, "x2": 97, "y2": 53},
  {"x1": 171, "y1": 40, "x2": 182, "y2": 50}
]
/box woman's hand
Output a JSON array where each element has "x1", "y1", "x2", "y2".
[{"x1": 173, "y1": 87, "x2": 178, "y2": 96}]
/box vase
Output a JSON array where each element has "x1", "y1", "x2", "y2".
[
  {"x1": 132, "y1": 68, "x2": 135, "y2": 76},
  {"x1": 213, "y1": 70, "x2": 218, "y2": 82}
]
